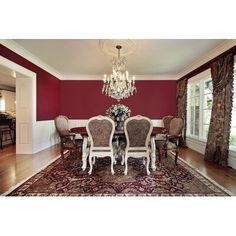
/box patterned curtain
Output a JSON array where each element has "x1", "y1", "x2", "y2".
[
  {"x1": 176, "y1": 78, "x2": 188, "y2": 146},
  {"x1": 204, "y1": 54, "x2": 234, "y2": 166}
]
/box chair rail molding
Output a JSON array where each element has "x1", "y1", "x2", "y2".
[{"x1": 68, "y1": 119, "x2": 163, "y2": 128}]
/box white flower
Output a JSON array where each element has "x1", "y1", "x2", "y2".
[{"x1": 106, "y1": 104, "x2": 131, "y2": 120}]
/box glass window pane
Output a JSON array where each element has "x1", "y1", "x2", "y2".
[
  {"x1": 204, "y1": 80, "x2": 213, "y2": 94},
  {"x1": 203, "y1": 124, "x2": 210, "y2": 139},
  {"x1": 203, "y1": 94, "x2": 213, "y2": 109},
  {"x1": 195, "y1": 83, "x2": 200, "y2": 96},
  {"x1": 203, "y1": 109, "x2": 212, "y2": 125},
  {"x1": 190, "y1": 85, "x2": 194, "y2": 97},
  {"x1": 195, "y1": 96, "x2": 200, "y2": 107},
  {"x1": 230, "y1": 127, "x2": 236, "y2": 148},
  {"x1": 232, "y1": 110, "x2": 236, "y2": 127},
  {"x1": 233, "y1": 95, "x2": 236, "y2": 109},
  {"x1": 194, "y1": 97, "x2": 200, "y2": 136},
  {"x1": 190, "y1": 106, "x2": 194, "y2": 135},
  {"x1": 190, "y1": 97, "x2": 194, "y2": 106}
]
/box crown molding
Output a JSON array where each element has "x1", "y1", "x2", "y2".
[
  {"x1": 60, "y1": 74, "x2": 177, "y2": 81},
  {"x1": 0, "y1": 56, "x2": 36, "y2": 79},
  {"x1": 177, "y1": 39, "x2": 236, "y2": 79},
  {"x1": 2, "y1": 39, "x2": 233, "y2": 82},
  {"x1": 0, "y1": 39, "x2": 62, "y2": 79}
]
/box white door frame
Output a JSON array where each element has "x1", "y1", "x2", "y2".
[{"x1": 0, "y1": 56, "x2": 36, "y2": 154}]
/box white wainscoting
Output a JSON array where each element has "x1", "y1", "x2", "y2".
[
  {"x1": 186, "y1": 137, "x2": 236, "y2": 169},
  {"x1": 33, "y1": 119, "x2": 163, "y2": 153},
  {"x1": 31, "y1": 120, "x2": 236, "y2": 169},
  {"x1": 33, "y1": 120, "x2": 59, "y2": 153}
]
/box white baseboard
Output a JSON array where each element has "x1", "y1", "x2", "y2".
[{"x1": 186, "y1": 136, "x2": 236, "y2": 169}]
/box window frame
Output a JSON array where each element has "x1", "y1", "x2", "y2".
[{"x1": 187, "y1": 69, "x2": 212, "y2": 142}]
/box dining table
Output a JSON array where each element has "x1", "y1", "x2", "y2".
[{"x1": 70, "y1": 127, "x2": 164, "y2": 171}]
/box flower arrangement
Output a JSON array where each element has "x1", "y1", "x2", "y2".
[{"x1": 106, "y1": 104, "x2": 131, "y2": 121}]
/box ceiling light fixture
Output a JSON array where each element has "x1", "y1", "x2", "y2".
[{"x1": 102, "y1": 45, "x2": 136, "y2": 101}]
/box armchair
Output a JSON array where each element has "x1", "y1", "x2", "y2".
[
  {"x1": 54, "y1": 115, "x2": 81, "y2": 160},
  {"x1": 156, "y1": 117, "x2": 184, "y2": 165}
]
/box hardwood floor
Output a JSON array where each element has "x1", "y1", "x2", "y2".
[
  {"x1": 1, "y1": 144, "x2": 236, "y2": 195},
  {"x1": 0, "y1": 144, "x2": 61, "y2": 194},
  {"x1": 178, "y1": 148, "x2": 236, "y2": 195}
]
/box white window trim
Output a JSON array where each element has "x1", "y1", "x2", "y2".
[
  {"x1": 187, "y1": 69, "x2": 211, "y2": 142},
  {"x1": 187, "y1": 64, "x2": 236, "y2": 153}
]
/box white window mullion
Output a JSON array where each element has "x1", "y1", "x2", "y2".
[
  {"x1": 199, "y1": 79, "x2": 204, "y2": 140},
  {"x1": 186, "y1": 69, "x2": 212, "y2": 142}
]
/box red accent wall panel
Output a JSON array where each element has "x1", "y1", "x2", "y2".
[
  {"x1": 0, "y1": 44, "x2": 61, "y2": 121},
  {"x1": 60, "y1": 80, "x2": 177, "y2": 119}
]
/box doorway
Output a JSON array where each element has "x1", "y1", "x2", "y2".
[{"x1": 0, "y1": 56, "x2": 36, "y2": 154}]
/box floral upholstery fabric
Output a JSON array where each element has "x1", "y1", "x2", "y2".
[
  {"x1": 204, "y1": 54, "x2": 234, "y2": 166},
  {"x1": 162, "y1": 115, "x2": 174, "y2": 131},
  {"x1": 169, "y1": 118, "x2": 184, "y2": 136},
  {"x1": 176, "y1": 78, "x2": 188, "y2": 146},
  {"x1": 88, "y1": 119, "x2": 113, "y2": 147},
  {"x1": 126, "y1": 119, "x2": 152, "y2": 147}
]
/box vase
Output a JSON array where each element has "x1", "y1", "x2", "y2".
[{"x1": 116, "y1": 120, "x2": 124, "y2": 131}]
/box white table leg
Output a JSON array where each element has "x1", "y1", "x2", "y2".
[
  {"x1": 150, "y1": 136, "x2": 156, "y2": 171},
  {"x1": 82, "y1": 136, "x2": 88, "y2": 171}
]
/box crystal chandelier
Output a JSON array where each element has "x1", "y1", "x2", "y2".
[{"x1": 102, "y1": 45, "x2": 137, "y2": 101}]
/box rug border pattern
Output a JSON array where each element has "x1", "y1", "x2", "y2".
[{"x1": 3, "y1": 152, "x2": 233, "y2": 196}]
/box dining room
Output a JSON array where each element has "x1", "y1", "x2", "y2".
[
  {"x1": 1, "y1": 2, "x2": 236, "y2": 236},
  {"x1": 0, "y1": 39, "x2": 236, "y2": 197}
]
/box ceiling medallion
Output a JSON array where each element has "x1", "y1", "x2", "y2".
[{"x1": 99, "y1": 39, "x2": 137, "y2": 57}]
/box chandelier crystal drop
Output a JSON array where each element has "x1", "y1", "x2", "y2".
[{"x1": 102, "y1": 45, "x2": 137, "y2": 101}]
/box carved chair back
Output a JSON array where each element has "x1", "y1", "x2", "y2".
[
  {"x1": 124, "y1": 115, "x2": 153, "y2": 148},
  {"x1": 169, "y1": 117, "x2": 184, "y2": 136},
  {"x1": 86, "y1": 115, "x2": 115, "y2": 148},
  {"x1": 162, "y1": 115, "x2": 174, "y2": 131},
  {"x1": 54, "y1": 115, "x2": 70, "y2": 136}
]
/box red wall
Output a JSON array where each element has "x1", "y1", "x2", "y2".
[
  {"x1": 0, "y1": 44, "x2": 177, "y2": 120},
  {"x1": 0, "y1": 44, "x2": 61, "y2": 121},
  {"x1": 60, "y1": 80, "x2": 177, "y2": 119}
]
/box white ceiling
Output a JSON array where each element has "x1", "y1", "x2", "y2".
[
  {"x1": 0, "y1": 65, "x2": 16, "y2": 88},
  {"x1": 13, "y1": 39, "x2": 225, "y2": 76}
]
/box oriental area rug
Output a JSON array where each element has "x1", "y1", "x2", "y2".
[{"x1": 6, "y1": 153, "x2": 231, "y2": 196}]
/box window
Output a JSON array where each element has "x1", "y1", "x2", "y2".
[
  {"x1": 187, "y1": 70, "x2": 212, "y2": 141},
  {"x1": 0, "y1": 92, "x2": 5, "y2": 112},
  {"x1": 187, "y1": 82, "x2": 200, "y2": 137},
  {"x1": 230, "y1": 60, "x2": 236, "y2": 149},
  {"x1": 202, "y1": 79, "x2": 213, "y2": 139}
]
